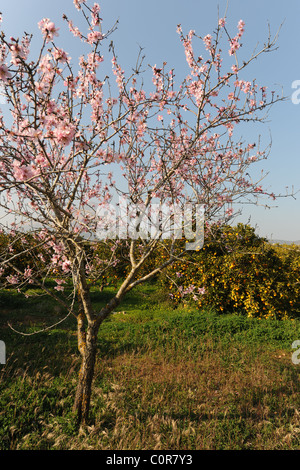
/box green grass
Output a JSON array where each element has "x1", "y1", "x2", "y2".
[{"x1": 0, "y1": 283, "x2": 300, "y2": 450}]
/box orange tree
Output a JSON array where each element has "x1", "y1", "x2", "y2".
[{"x1": 161, "y1": 224, "x2": 300, "y2": 319}]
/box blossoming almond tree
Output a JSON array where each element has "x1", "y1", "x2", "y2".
[{"x1": 0, "y1": 0, "x2": 283, "y2": 424}]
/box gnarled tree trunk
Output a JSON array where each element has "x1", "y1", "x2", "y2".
[
  {"x1": 73, "y1": 315, "x2": 99, "y2": 425},
  {"x1": 72, "y1": 266, "x2": 147, "y2": 425},
  {"x1": 73, "y1": 287, "x2": 122, "y2": 425}
]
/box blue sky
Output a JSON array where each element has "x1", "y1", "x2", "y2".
[{"x1": 1, "y1": 0, "x2": 299, "y2": 241}]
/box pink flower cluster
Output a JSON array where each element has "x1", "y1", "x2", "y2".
[
  {"x1": 0, "y1": 63, "x2": 11, "y2": 83},
  {"x1": 38, "y1": 18, "x2": 59, "y2": 43},
  {"x1": 87, "y1": 31, "x2": 103, "y2": 45},
  {"x1": 229, "y1": 38, "x2": 240, "y2": 55},
  {"x1": 203, "y1": 34, "x2": 212, "y2": 51},
  {"x1": 9, "y1": 37, "x2": 29, "y2": 66},
  {"x1": 178, "y1": 284, "x2": 206, "y2": 301},
  {"x1": 67, "y1": 20, "x2": 82, "y2": 39},
  {"x1": 6, "y1": 275, "x2": 19, "y2": 285},
  {"x1": 238, "y1": 20, "x2": 245, "y2": 36},
  {"x1": 53, "y1": 121, "x2": 77, "y2": 147},
  {"x1": 229, "y1": 19, "x2": 245, "y2": 56},
  {"x1": 188, "y1": 80, "x2": 204, "y2": 107},
  {"x1": 183, "y1": 33, "x2": 196, "y2": 73},
  {"x1": 52, "y1": 48, "x2": 70, "y2": 64},
  {"x1": 91, "y1": 3, "x2": 101, "y2": 28},
  {"x1": 54, "y1": 279, "x2": 66, "y2": 291},
  {"x1": 73, "y1": 0, "x2": 86, "y2": 10},
  {"x1": 112, "y1": 56, "x2": 125, "y2": 93},
  {"x1": 13, "y1": 160, "x2": 39, "y2": 182}
]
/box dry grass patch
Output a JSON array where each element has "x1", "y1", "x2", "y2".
[
  {"x1": 1, "y1": 285, "x2": 300, "y2": 450},
  {"x1": 71, "y1": 338, "x2": 300, "y2": 450}
]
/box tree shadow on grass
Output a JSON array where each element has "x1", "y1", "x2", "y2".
[{"x1": 0, "y1": 286, "x2": 152, "y2": 382}]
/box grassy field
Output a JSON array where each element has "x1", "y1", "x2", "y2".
[{"x1": 0, "y1": 283, "x2": 300, "y2": 450}]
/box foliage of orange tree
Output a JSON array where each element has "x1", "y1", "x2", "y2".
[{"x1": 162, "y1": 224, "x2": 300, "y2": 319}]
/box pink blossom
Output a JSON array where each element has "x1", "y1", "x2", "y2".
[
  {"x1": 234, "y1": 79, "x2": 244, "y2": 89},
  {"x1": 38, "y1": 254, "x2": 46, "y2": 263},
  {"x1": 87, "y1": 31, "x2": 103, "y2": 44},
  {"x1": 51, "y1": 254, "x2": 60, "y2": 265},
  {"x1": 54, "y1": 285, "x2": 64, "y2": 291},
  {"x1": 91, "y1": 3, "x2": 101, "y2": 28},
  {"x1": 188, "y1": 81, "x2": 204, "y2": 106},
  {"x1": 218, "y1": 18, "x2": 226, "y2": 28},
  {"x1": 35, "y1": 80, "x2": 50, "y2": 96},
  {"x1": 203, "y1": 34, "x2": 212, "y2": 50},
  {"x1": 13, "y1": 161, "x2": 37, "y2": 182},
  {"x1": 35, "y1": 153, "x2": 49, "y2": 168},
  {"x1": 38, "y1": 54, "x2": 54, "y2": 73},
  {"x1": 225, "y1": 122, "x2": 234, "y2": 136},
  {"x1": 112, "y1": 57, "x2": 125, "y2": 92},
  {"x1": 68, "y1": 20, "x2": 82, "y2": 39},
  {"x1": 198, "y1": 287, "x2": 206, "y2": 295},
  {"x1": 62, "y1": 260, "x2": 71, "y2": 273},
  {"x1": 52, "y1": 242, "x2": 65, "y2": 254},
  {"x1": 74, "y1": 0, "x2": 86, "y2": 10},
  {"x1": 237, "y1": 20, "x2": 245, "y2": 36},
  {"x1": 24, "y1": 267, "x2": 33, "y2": 279},
  {"x1": 137, "y1": 121, "x2": 146, "y2": 137},
  {"x1": 176, "y1": 24, "x2": 182, "y2": 35},
  {"x1": 92, "y1": 3, "x2": 101, "y2": 14},
  {"x1": 9, "y1": 42, "x2": 27, "y2": 65},
  {"x1": 229, "y1": 37, "x2": 240, "y2": 56},
  {"x1": 38, "y1": 18, "x2": 59, "y2": 43},
  {"x1": 167, "y1": 90, "x2": 176, "y2": 99},
  {"x1": 53, "y1": 121, "x2": 76, "y2": 147},
  {"x1": 38, "y1": 229, "x2": 48, "y2": 240},
  {"x1": 182, "y1": 38, "x2": 195, "y2": 71},
  {"x1": 0, "y1": 64, "x2": 11, "y2": 83},
  {"x1": 54, "y1": 278, "x2": 66, "y2": 291},
  {"x1": 6, "y1": 275, "x2": 19, "y2": 284},
  {"x1": 243, "y1": 81, "x2": 252, "y2": 93},
  {"x1": 55, "y1": 279, "x2": 66, "y2": 285},
  {"x1": 52, "y1": 48, "x2": 70, "y2": 63}
]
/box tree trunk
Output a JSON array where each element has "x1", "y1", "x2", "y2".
[
  {"x1": 73, "y1": 319, "x2": 99, "y2": 425},
  {"x1": 72, "y1": 274, "x2": 129, "y2": 425}
]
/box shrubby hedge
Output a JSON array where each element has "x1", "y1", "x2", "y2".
[{"x1": 160, "y1": 224, "x2": 300, "y2": 319}]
